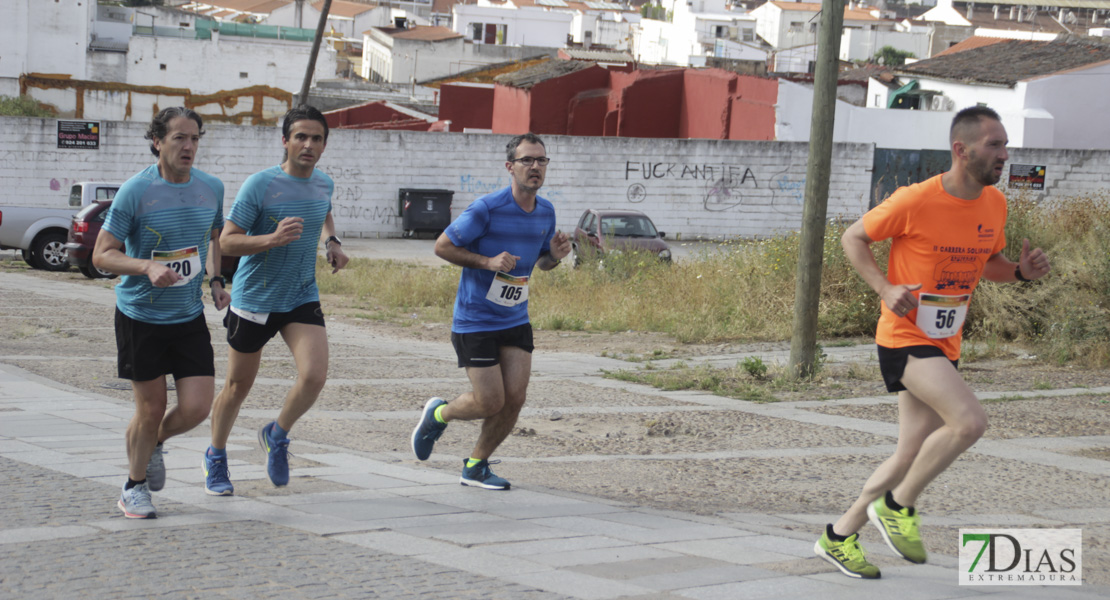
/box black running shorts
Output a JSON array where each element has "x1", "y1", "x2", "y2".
[
  {"x1": 223, "y1": 301, "x2": 325, "y2": 354},
  {"x1": 877, "y1": 344, "x2": 959, "y2": 393},
  {"x1": 115, "y1": 308, "x2": 214, "y2": 382},
  {"x1": 451, "y1": 323, "x2": 534, "y2": 368}
]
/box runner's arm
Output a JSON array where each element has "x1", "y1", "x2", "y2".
[
  {"x1": 434, "y1": 232, "x2": 518, "y2": 272},
  {"x1": 841, "y1": 218, "x2": 920, "y2": 313},
  {"x1": 220, "y1": 218, "x2": 303, "y2": 256},
  {"x1": 92, "y1": 229, "x2": 180, "y2": 287},
  {"x1": 321, "y1": 212, "x2": 348, "y2": 273},
  {"x1": 983, "y1": 239, "x2": 1050, "y2": 283},
  {"x1": 206, "y1": 229, "x2": 230, "y2": 310}
]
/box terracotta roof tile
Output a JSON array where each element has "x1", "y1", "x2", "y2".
[
  {"x1": 898, "y1": 36, "x2": 1110, "y2": 86},
  {"x1": 933, "y1": 35, "x2": 1007, "y2": 58},
  {"x1": 312, "y1": 0, "x2": 377, "y2": 18}
]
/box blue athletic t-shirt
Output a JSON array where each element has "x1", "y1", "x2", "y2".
[
  {"x1": 445, "y1": 186, "x2": 556, "y2": 333},
  {"x1": 227, "y1": 166, "x2": 333, "y2": 313},
  {"x1": 103, "y1": 165, "x2": 224, "y2": 324}
]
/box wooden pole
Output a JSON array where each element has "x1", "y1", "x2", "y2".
[
  {"x1": 297, "y1": 0, "x2": 332, "y2": 106},
  {"x1": 788, "y1": 0, "x2": 846, "y2": 379}
]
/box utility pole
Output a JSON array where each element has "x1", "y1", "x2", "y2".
[
  {"x1": 297, "y1": 0, "x2": 333, "y2": 106},
  {"x1": 787, "y1": 0, "x2": 846, "y2": 379}
]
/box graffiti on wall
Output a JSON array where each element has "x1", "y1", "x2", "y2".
[{"x1": 621, "y1": 159, "x2": 808, "y2": 212}]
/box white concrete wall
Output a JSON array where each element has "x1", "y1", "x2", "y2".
[
  {"x1": 0, "y1": 117, "x2": 865, "y2": 239},
  {"x1": 3, "y1": 117, "x2": 1107, "y2": 239}
]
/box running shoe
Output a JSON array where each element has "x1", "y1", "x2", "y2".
[
  {"x1": 258, "y1": 422, "x2": 291, "y2": 487},
  {"x1": 868, "y1": 496, "x2": 927, "y2": 564},
  {"x1": 814, "y1": 530, "x2": 881, "y2": 579},
  {"x1": 118, "y1": 482, "x2": 156, "y2": 519},
  {"x1": 146, "y1": 442, "x2": 166, "y2": 492},
  {"x1": 203, "y1": 451, "x2": 234, "y2": 496},
  {"x1": 460, "y1": 459, "x2": 510, "y2": 490},
  {"x1": 411, "y1": 397, "x2": 447, "y2": 461}
]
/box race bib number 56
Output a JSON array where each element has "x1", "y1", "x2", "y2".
[
  {"x1": 486, "y1": 272, "x2": 529, "y2": 307},
  {"x1": 916, "y1": 293, "x2": 970, "y2": 339},
  {"x1": 152, "y1": 246, "x2": 201, "y2": 288}
]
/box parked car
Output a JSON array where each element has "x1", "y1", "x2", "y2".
[
  {"x1": 0, "y1": 205, "x2": 77, "y2": 271},
  {"x1": 64, "y1": 201, "x2": 116, "y2": 279},
  {"x1": 68, "y1": 182, "x2": 119, "y2": 208},
  {"x1": 64, "y1": 199, "x2": 239, "y2": 281},
  {"x1": 571, "y1": 209, "x2": 671, "y2": 266}
]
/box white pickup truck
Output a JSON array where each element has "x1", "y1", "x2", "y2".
[{"x1": 0, "y1": 182, "x2": 119, "y2": 271}]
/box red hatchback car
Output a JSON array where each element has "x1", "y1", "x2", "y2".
[
  {"x1": 572, "y1": 209, "x2": 671, "y2": 266},
  {"x1": 64, "y1": 201, "x2": 116, "y2": 278},
  {"x1": 65, "y1": 200, "x2": 239, "y2": 281}
]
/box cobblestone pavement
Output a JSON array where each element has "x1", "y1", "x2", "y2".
[{"x1": 2, "y1": 271, "x2": 1108, "y2": 600}]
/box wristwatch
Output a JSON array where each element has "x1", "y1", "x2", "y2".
[
  {"x1": 325, "y1": 235, "x2": 341, "y2": 248},
  {"x1": 209, "y1": 276, "x2": 226, "y2": 288}
]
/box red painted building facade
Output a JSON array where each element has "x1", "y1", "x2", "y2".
[{"x1": 441, "y1": 63, "x2": 778, "y2": 140}]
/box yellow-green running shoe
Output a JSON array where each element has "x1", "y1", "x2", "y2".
[
  {"x1": 867, "y1": 497, "x2": 927, "y2": 563},
  {"x1": 814, "y1": 531, "x2": 881, "y2": 579}
]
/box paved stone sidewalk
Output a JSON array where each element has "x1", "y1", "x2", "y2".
[{"x1": 1, "y1": 362, "x2": 1104, "y2": 600}]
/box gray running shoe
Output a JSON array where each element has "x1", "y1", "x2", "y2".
[
  {"x1": 118, "y1": 482, "x2": 156, "y2": 519},
  {"x1": 146, "y1": 443, "x2": 166, "y2": 491}
]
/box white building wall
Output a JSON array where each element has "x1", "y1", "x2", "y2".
[
  {"x1": 635, "y1": 18, "x2": 674, "y2": 64},
  {"x1": 452, "y1": 5, "x2": 571, "y2": 48},
  {"x1": 3, "y1": 118, "x2": 1108, "y2": 237},
  {"x1": 1016, "y1": 63, "x2": 1110, "y2": 150},
  {"x1": 840, "y1": 28, "x2": 930, "y2": 62},
  {"x1": 714, "y1": 39, "x2": 768, "y2": 62},
  {"x1": 0, "y1": 0, "x2": 93, "y2": 81},
  {"x1": 268, "y1": 3, "x2": 372, "y2": 38},
  {"x1": 121, "y1": 35, "x2": 336, "y2": 96},
  {"x1": 392, "y1": 38, "x2": 466, "y2": 84},
  {"x1": 776, "y1": 79, "x2": 952, "y2": 149}
]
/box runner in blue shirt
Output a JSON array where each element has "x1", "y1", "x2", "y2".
[
  {"x1": 411, "y1": 133, "x2": 571, "y2": 490},
  {"x1": 203, "y1": 105, "x2": 349, "y2": 496},
  {"x1": 94, "y1": 107, "x2": 231, "y2": 519}
]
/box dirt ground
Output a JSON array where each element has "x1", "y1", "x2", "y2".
[{"x1": 2, "y1": 257, "x2": 1108, "y2": 584}]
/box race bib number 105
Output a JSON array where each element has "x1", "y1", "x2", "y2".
[
  {"x1": 486, "y1": 272, "x2": 529, "y2": 307},
  {"x1": 151, "y1": 246, "x2": 201, "y2": 288},
  {"x1": 916, "y1": 293, "x2": 970, "y2": 339}
]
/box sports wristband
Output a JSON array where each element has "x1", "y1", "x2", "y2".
[{"x1": 1014, "y1": 266, "x2": 1030, "y2": 282}]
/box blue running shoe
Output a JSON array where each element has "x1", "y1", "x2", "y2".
[
  {"x1": 203, "y1": 451, "x2": 234, "y2": 496},
  {"x1": 411, "y1": 397, "x2": 447, "y2": 461},
  {"x1": 118, "y1": 482, "x2": 156, "y2": 519},
  {"x1": 460, "y1": 459, "x2": 510, "y2": 490},
  {"x1": 258, "y1": 422, "x2": 291, "y2": 487}
]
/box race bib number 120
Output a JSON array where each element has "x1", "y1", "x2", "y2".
[
  {"x1": 916, "y1": 293, "x2": 970, "y2": 339},
  {"x1": 486, "y1": 272, "x2": 529, "y2": 307},
  {"x1": 151, "y1": 246, "x2": 201, "y2": 288}
]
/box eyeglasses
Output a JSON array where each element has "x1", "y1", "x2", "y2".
[{"x1": 510, "y1": 156, "x2": 551, "y2": 167}]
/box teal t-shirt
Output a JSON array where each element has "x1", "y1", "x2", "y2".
[
  {"x1": 102, "y1": 165, "x2": 224, "y2": 324},
  {"x1": 227, "y1": 166, "x2": 334, "y2": 313}
]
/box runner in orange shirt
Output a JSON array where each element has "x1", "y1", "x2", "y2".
[{"x1": 814, "y1": 106, "x2": 1051, "y2": 579}]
